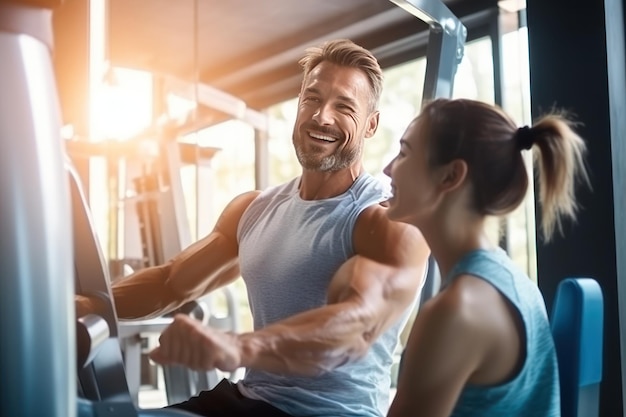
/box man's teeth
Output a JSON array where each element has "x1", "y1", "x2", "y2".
[{"x1": 310, "y1": 132, "x2": 336, "y2": 142}]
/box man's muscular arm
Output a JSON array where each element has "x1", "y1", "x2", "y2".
[
  {"x1": 150, "y1": 204, "x2": 430, "y2": 375},
  {"x1": 76, "y1": 191, "x2": 259, "y2": 320}
]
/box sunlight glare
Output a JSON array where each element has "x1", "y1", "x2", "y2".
[{"x1": 91, "y1": 67, "x2": 153, "y2": 141}]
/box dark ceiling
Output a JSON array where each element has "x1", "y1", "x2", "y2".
[{"x1": 52, "y1": 0, "x2": 500, "y2": 136}]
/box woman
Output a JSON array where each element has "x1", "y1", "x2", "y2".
[{"x1": 384, "y1": 98, "x2": 589, "y2": 417}]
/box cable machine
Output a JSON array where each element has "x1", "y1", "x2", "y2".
[{"x1": 0, "y1": 0, "x2": 465, "y2": 416}]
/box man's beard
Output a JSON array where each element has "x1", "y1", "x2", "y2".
[{"x1": 294, "y1": 140, "x2": 361, "y2": 172}]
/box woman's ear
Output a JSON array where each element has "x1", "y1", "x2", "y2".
[{"x1": 438, "y1": 159, "x2": 468, "y2": 194}]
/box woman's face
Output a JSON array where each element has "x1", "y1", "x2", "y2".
[{"x1": 384, "y1": 117, "x2": 441, "y2": 226}]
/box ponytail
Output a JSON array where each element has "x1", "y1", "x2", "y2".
[
  {"x1": 417, "y1": 98, "x2": 590, "y2": 241},
  {"x1": 529, "y1": 115, "x2": 590, "y2": 240}
]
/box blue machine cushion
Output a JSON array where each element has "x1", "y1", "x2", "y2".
[{"x1": 550, "y1": 278, "x2": 603, "y2": 387}]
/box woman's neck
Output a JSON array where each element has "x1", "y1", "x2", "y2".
[{"x1": 420, "y1": 205, "x2": 495, "y2": 280}]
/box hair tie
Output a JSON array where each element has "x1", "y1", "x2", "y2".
[{"x1": 515, "y1": 126, "x2": 534, "y2": 150}]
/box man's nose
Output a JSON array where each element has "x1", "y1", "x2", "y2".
[{"x1": 312, "y1": 103, "x2": 334, "y2": 125}]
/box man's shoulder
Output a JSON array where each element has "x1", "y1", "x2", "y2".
[
  {"x1": 352, "y1": 198, "x2": 428, "y2": 267},
  {"x1": 355, "y1": 201, "x2": 396, "y2": 225},
  {"x1": 352, "y1": 172, "x2": 390, "y2": 201},
  {"x1": 354, "y1": 203, "x2": 422, "y2": 246},
  {"x1": 229, "y1": 190, "x2": 263, "y2": 211}
]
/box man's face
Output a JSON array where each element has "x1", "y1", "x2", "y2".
[{"x1": 292, "y1": 61, "x2": 379, "y2": 172}]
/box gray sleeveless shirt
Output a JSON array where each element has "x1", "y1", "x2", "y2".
[{"x1": 236, "y1": 173, "x2": 411, "y2": 416}]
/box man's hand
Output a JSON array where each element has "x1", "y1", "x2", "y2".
[
  {"x1": 149, "y1": 314, "x2": 242, "y2": 372},
  {"x1": 75, "y1": 294, "x2": 107, "y2": 318}
]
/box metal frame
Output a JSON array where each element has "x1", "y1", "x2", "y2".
[
  {"x1": 389, "y1": 0, "x2": 467, "y2": 101},
  {"x1": 0, "y1": 4, "x2": 74, "y2": 416},
  {"x1": 388, "y1": 0, "x2": 467, "y2": 307},
  {"x1": 163, "y1": 76, "x2": 269, "y2": 132},
  {"x1": 603, "y1": 0, "x2": 626, "y2": 409}
]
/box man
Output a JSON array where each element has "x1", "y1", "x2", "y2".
[{"x1": 77, "y1": 39, "x2": 430, "y2": 417}]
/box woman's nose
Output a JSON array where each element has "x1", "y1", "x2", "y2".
[{"x1": 383, "y1": 159, "x2": 394, "y2": 177}]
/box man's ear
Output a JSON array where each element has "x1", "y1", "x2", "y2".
[
  {"x1": 365, "y1": 111, "x2": 380, "y2": 138},
  {"x1": 438, "y1": 159, "x2": 468, "y2": 193}
]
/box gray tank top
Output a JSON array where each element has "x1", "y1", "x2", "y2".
[
  {"x1": 447, "y1": 248, "x2": 560, "y2": 416},
  {"x1": 236, "y1": 173, "x2": 411, "y2": 416}
]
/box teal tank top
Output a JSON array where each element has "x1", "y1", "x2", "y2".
[
  {"x1": 236, "y1": 173, "x2": 413, "y2": 417},
  {"x1": 446, "y1": 248, "x2": 560, "y2": 417}
]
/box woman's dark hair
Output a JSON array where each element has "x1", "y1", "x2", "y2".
[{"x1": 419, "y1": 98, "x2": 589, "y2": 240}]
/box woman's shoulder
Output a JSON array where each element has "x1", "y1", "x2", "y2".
[{"x1": 423, "y1": 273, "x2": 509, "y2": 335}]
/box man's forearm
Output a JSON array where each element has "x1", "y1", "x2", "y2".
[
  {"x1": 235, "y1": 262, "x2": 422, "y2": 376},
  {"x1": 237, "y1": 302, "x2": 373, "y2": 376},
  {"x1": 111, "y1": 265, "x2": 185, "y2": 320}
]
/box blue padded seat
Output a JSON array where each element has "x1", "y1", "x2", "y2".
[{"x1": 550, "y1": 278, "x2": 604, "y2": 417}]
